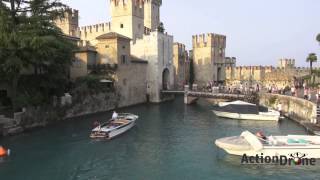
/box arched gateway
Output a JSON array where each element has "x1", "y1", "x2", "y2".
[{"x1": 162, "y1": 68, "x2": 170, "y2": 90}]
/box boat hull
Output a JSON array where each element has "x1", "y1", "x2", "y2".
[
  {"x1": 212, "y1": 110, "x2": 279, "y2": 121},
  {"x1": 108, "y1": 120, "x2": 135, "y2": 139},
  {"x1": 216, "y1": 144, "x2": 320, "y2": 159},
  {"x1": 215, "y1": 132, "x2": 320, "y2": 158},
  {"x1": 90, "y1": 114, "x2": 138, "y2": 140}
]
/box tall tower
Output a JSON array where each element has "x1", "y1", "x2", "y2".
[
  {"x1": 55, "y1": 9, "x2": 79, "y2": 37},
  {"x1": 110, "y1": 0, "x2": 144, "y2": 41},
  {"x1": 144, "y1": 0, "x2": 161, "y2": 31},
  {"x1": 192, "y1": 33, "x2": 226, "y2": 85}
]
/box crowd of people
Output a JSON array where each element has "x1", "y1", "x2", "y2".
[
  {"x1": 200, "y1": 80, "x2": 320, "y2": 104},
  {"x1": 202, "y1": 82, "x2": 261, "y2": 95},
  {"x1": 268, "y1": 82, "x2": 320, "y2": 104}
]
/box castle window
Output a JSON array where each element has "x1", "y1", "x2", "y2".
[
  {"x1": 121, "y1": 55, "x2": 127, "y2": 64},
  {"x1": 105, "y1": 45, "x2": 109, "y2": 48},
  {"x1": 122, "y1": 45, "x2": 126, "y2": 49},
  {"x1": 120, "y1": 24, "x2": 124, "y2": 28}
]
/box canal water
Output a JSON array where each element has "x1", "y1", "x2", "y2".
[{"x1": 0, "y1": 97, "x2": 319, "y2": 180}]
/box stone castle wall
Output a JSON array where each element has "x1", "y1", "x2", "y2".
[
  {"x1": 226, "y1": 65, "x2": 311, "y2": 88},
  {"x1": 260, "y1": 93, "x2": 317, "y2": 126},
  {"x1": 116, "y1": 61, "x2": 148, "y2": 107},
  {"x1": 131, "y1": 31, "x2": 174, "y2": 103}
]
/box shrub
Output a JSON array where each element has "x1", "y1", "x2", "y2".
[{"x1": 269, "y1": 96, "x2": 277, "y2": 106}]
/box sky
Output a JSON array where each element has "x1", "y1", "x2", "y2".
[{"x1": 60, "y1": 0, "x2": 320, "y2": 67}]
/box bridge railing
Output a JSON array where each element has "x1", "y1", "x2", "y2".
[{"x1": 186, "y1": 87, "x2": 258, "y2": 96}]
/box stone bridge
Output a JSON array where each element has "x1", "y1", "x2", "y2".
[{"x1": 161, "y1": 85, "x2": 259, "y2": 104}]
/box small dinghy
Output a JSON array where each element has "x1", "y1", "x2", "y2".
[
  {"x1": 212, "y1": 101, "x2": 280, "y2": 121},
  {"x1": 90, "y1": 113, "x2": 138, "y2": 139},
  {"x1": 215, "y1": 131, "x2": 320, "y2": 158}
]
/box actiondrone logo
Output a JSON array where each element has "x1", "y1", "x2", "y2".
[{"x1": 241, "y1": 153, "x2": 316, "y2": 166}]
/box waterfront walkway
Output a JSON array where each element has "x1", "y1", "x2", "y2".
[{"x1": 267, "y1": 89, "x2": 320, "y2": 134}]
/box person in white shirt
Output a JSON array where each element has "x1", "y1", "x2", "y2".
[
  {"x1": 291, "y1": 86, "x2": 295, "y2": 96},
  {"x1": 112, "y1": 111, "x2": 118, "y2": 120}
]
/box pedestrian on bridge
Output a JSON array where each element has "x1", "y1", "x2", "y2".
[
  {"x1": 304, "y1": 88, "x2": 308, "y2": 100},
  {"x1": 308, "y1": 88, "x2": 312, "y2": 101},
  {"x1": 291, "y1": 86, "x2": 295, "y2": 96}
]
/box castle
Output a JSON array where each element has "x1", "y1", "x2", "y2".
[
  {"x1": 225, "y1": 59, "x2": 310, "y2": 88},
  {"x1": 56, "y1": 0, "x2": 227, "y2": 95},
  {"x1": 55, "y1": 0, "x2": 177, "y2": 104}
]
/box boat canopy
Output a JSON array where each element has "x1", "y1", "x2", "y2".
[
  {"x1": 241, "y1": 131, "x2": 263, "y2": 151},
  {"x1": 214, "y1": 104, "x2": 259, "y2": 114},
  {"x1": 219, "y1": 100, "x2": 255, "y2": 107},
  {"x1": 214, "y1": 101, "x2": 268, "y2": 114}
]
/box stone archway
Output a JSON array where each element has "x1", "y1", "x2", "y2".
[
  {"x1": 217, "y1": 67, "x2": 222, "y2": 83},
  {"x1": 162, "y1": 68, "x2": 170, "y2": 90}
]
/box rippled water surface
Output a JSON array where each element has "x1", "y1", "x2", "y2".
[{"x1": 0, "y1": 97, "x2": 318, "y2": 180}]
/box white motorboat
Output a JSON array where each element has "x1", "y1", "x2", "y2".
[
  {"x1": 212, "y1": 101, "x2": 280, "y2": 121},
  {"x1": 215, "y1": 131, "x2": 320, "y2": 158},
  {"x1": 90, "y1": 113, "x2": 138, "y2": 139}
]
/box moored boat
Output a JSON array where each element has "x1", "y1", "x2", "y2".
[
  {"x1": 90, "y1": 113, "x2": 138, "y2": 139},
  {"x1": 212, "y1": 100, "x2": 280, "y2": 121},
  {"x1": 215, "y1": 131, "x2": 320, "y2": 158}
]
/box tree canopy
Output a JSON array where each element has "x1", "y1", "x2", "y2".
[
  {"x1": 317, "y1": 33, "x2": 320, "y2": 43},
  {"x1": 0, "y1": 0, "x2": 76, "y2": 109},
  {"x1": 306, "y1": 53, "x2": 318, "y2": 64}
]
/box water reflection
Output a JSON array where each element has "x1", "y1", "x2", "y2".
[{"x1": 217, "y1": 154, "x2": 320, "y2": 179}]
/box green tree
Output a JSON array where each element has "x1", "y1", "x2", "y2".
[
  {"x1": 306, "y1": 53, "x2": 318, "y2": 85},
  {"x1": 306, "y1": 53, "x2": 317, "y2": 74},
  {"x1": 157, "y1": 22, "x2": 165, "y2": 33},
  {"x1": 0, "y1": 0, "x2": 75, "y2": 110},
  {"x1": 316, "y1": 33, "x2": 320, "y2": 44}
]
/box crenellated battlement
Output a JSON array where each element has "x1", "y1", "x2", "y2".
[
  {"x1": 225, "y1": 57, "x2": 236, "y2": 64},
  {"x1": 54, "y1": 8, "x2": 79, "y2": 37},
  {"x1": 278, "y1": 58, "x2": 295, "y2": 68},
  {"x1": 173, "y1": 42, "x2": 187, "y2": 57},
  {"x1": 110, "y1": 0, "x2": 144, "y2": 18},
  {"x1": 55, "y1": 8, "x2": 79, "y2": 21},
  {"x1": 78, "y1": 22, "x2": 112, "y2": 39},
  {"x1": 110, "y1": 0, "x2": 144, "y2": 7},
  {"x1": 173, "y1": 42, "x2": 186, "y2": 50},
  {"x1": 145, "y1": 0, "x2": 162, "y2": 6},
  {"x1": 192, "y1": 33, "x2": 226, "y2": 48},
  {"x1": 79, "y1": 22, "x2": 112, "y2": 34}
]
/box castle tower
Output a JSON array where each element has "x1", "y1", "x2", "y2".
[
  {"x1": 110, "y1": 0, "x2": 144, "y2": 41},
  {"x1": 173, "y1": 43, "x2": 188, "y2": 89},
  {"x1": 54, "y1": 9, "x2": 79, "y2": 37},
  {"x1": 192, "y1": 33, "x2": 226, "y2": 85},
  {"x1": 144, "y1": 0, "x2": 161, "y2": 31}
]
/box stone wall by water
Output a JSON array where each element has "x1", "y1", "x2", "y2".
[
  {"x1": 65, "y1": 92, "x2": 118, "y2": 118},
  {"x1": 259, "y1": 93, "x2": 317, "y2": 124},
  {"x1": 0, "y1": 90, "x2": 147, "y2": 136}
]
